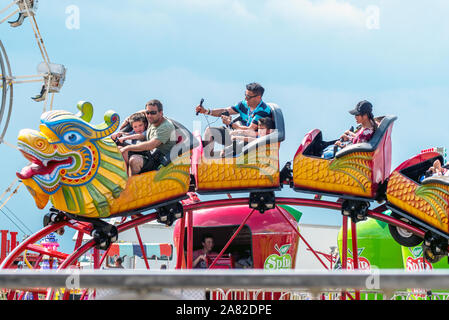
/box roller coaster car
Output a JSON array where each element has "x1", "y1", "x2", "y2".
[
  {"x1": 16, "y1": 101, "x2": 197, "y2": 221},
  {"x1": 386, "y1": 151, "x2": 449, "y2": 259},
  {"x1": 192, "y1": 103, "x2": 285, "y2": 194},
  {"x1": 292, "y1": 115, "x2": 397, "y2": 202}
]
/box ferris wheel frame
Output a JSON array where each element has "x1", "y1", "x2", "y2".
[{"x1": 0, "y1": 39, "x2": 13, "y2": 144}]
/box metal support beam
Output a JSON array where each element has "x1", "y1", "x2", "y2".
[
  {"x1": 208, "y1": 209, "x2": 256, "y2": 269},
  {"x1": 351, "y1": 220, "x2": 360, "y2": 300}
]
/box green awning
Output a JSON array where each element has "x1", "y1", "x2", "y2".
[{"x1": 279, "y1": 205, "x2": 302, "y2": 222}]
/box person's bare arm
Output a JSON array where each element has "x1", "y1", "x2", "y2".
[
  {"x1": 111, "y1": 132, "x2": 124, "y2": 140},
  {"x1": 227, "y1": 121, "x2": 257, "y2": 131},
  {"x1": 193, "y1": 254, "x2": 206, "y2": 268},
  {"x1": 118, "y1": 133, "x2": 145, "y2": 143},
  {"x1": 195, "y1": 105, "x2": 237, "y2": 117},
  {"x1": 231, "y1": 135, "x2": 256, "y2": 142},
  {"x1": 212, "y1": 106, "x2": 238, "y2": 117},
  {"x1": 230, "y1": 129, "x2": 258, "y2": 137},
  {"x1": 192, "y1": 251, "x2": 207, "y2": 268},
  {"x1": 340, "y1": 130, "x2": 355, "y2": 141},
  {"x1": 120, "y1": 138, "x2": 161, "y2": 153}
]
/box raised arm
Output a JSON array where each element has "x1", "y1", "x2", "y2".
[{"x1": 195, "y1": 104, "x2": 237, "y2": 117}]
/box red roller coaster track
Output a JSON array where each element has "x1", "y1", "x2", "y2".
[{"x1": 0, "y1": 194, "x2": 428, "y2": 300}]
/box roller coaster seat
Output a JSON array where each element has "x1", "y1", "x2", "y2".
[
  {"x1": 103, "y1": 118, "x2": 197, "y2": 217},
  {"x1": 386, "y1": 152, "x2": 449, "y2": 234},
  {"x1": 243, "y1": 102, "x2": 284, "y2": 150},
  {"x1": 335, "y1": 115, "x2": 397, "y2": 158},
  {"x1": 422, "y1": 175, "x2": 449, "y2": 187},
  {"x1": 167, "y1": 118, "x2": 199, "y2": 158},
  {"x1": 222, "y1": 102, "x2": 285, "y2": 158},
  {"x1": 293, "y1": 115, "x2": 397, "y2": 200},
  {"x1": 194, "y1": 103, "x2": 284, "y2": 194},
  {"x1": 393, "y1": 152, "x2": 444, "y2": 185},
  {"x1": 16, "y1": 101, "x2": 198, "y2": 218}
]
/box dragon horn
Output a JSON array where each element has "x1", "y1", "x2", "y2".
[
  {"x1": 93, "y1": 110, "x2": 120, "y2": 139},
  {"x1": 76, "y1": 101, "x2": 94, "y2": 123}
]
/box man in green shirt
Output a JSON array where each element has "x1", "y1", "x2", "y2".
[{"x1": 119, "y1": 99, "x2": 176, "y2": 175}]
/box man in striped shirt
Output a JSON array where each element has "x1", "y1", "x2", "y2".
[{"x1": 195, "y1": 82, "x2": 272, "y2": 156}]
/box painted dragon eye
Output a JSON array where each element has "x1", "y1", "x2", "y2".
[{"x1": 62, "y1": 131, "x2": 85, "y2": 145}]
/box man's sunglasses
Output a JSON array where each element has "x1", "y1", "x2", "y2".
[
  {"x1": 245, "y1": 94, "x2": 259, "y2": 100},
  {"x1": 145, "y1": 110, "x2": 158, "y2": 115}
]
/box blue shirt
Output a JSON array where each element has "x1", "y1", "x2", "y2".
[{"x1": 231, "y1": 100, "x2": 272, "y2": 127}]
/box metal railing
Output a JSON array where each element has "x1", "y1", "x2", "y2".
[{"x1": 1, "y1": 269, "x2": 449, "y2": 297}]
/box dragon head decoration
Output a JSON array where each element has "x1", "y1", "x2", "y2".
[{"x1": 17, "y1": 101, "x2": 128, "y2": 218}]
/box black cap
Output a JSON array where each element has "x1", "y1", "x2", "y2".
[{"x1": 349, "y1": 100, "x2": 373, "y2": 116}]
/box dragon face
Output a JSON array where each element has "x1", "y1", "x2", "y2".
[{"x1": 17, "y1": 101, "x2": 128, "y2": 217}]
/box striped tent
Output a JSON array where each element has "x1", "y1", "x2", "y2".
[{"x1": 106, "y1": 243, "x2": 172, "y2": 260}]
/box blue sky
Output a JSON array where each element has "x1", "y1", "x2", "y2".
[{"x1": 0, "y1": 0, "x2": 448, "y2": 253}]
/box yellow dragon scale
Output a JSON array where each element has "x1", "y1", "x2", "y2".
[
  {"x1": 196, "y1": 144, "x2": 280, "y2": 190},
  {"x1": 293, "y1": 151, "x2": 373, "y2": 197},
  {"x1": 387, "y1": 171, "x2": 449, "y2": 233}
]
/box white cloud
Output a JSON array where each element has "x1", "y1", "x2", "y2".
[
  {"x1": 170, "y1": 0, "x2": 368, "y2": 29},
  {"x1": 229, "y1": 1, "x2": 257, "y2": 21},
  {"x1": 163, "y1": 0, "x2": 257, "y2": 21},
  {"x1": 263, "y1": 0, "x2": 367, "y2": 29},
  {"x1": 103, "y1": 0, "x2": 367, "y2": 30}
]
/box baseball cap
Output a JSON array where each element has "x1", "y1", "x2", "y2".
[{"x1": 349, "y1": 100, "x2": 373, "y2": 116}]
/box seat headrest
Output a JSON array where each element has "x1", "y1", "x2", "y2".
[
  {"x1": 167, "y1": 118, "x2": 199, "y2": 151},
  {"x1": 335, "y1": 114, "x2": 397, "y2": 158},
  {"x1": 368, "y1": 115, "x2": 398, "y2": 149},
  {"x1": 422, "y1": 175, "x2": 449, "y2": 187},
  {"x1": 234, "y1": 102, "x2": 285, "y2": 157},
  {"x1": 266, "y1": 103, "x2": 285, "y2": 143}
]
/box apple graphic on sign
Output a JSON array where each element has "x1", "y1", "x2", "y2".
[{"x1": 264, "y1": 244, "x2": 292, "y2": 270}]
